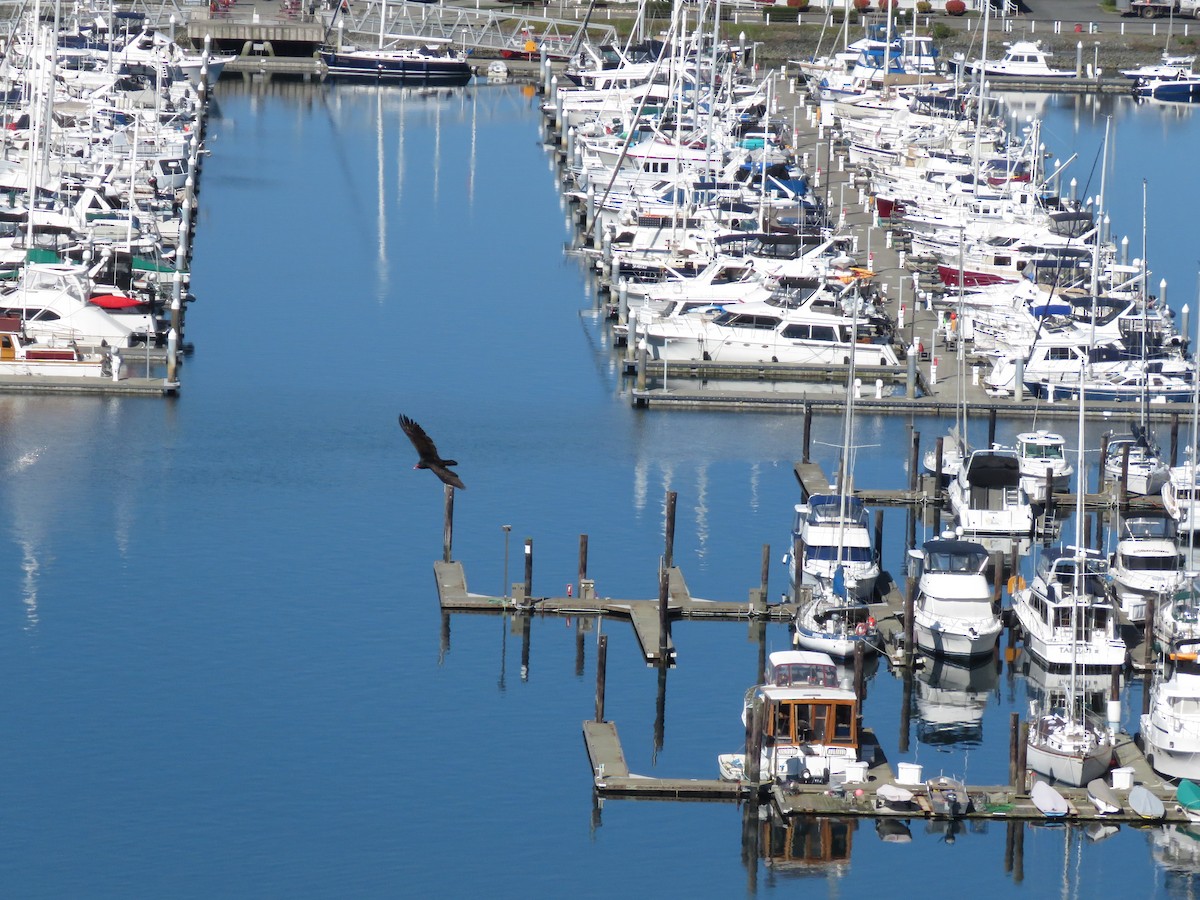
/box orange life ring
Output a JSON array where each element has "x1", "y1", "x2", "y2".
[{"x1": 855, "y1": 622, "x2": 868, "y2": 637}]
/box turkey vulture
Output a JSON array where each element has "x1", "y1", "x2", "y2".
[{"x1": 398, "y1": 414, "x2": 465, "y2": 490}]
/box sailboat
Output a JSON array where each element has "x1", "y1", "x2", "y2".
[
  {"x1": 319, "y1": 0, "x2": 472, "y2": 84},
  {"x1": 789, "y1": 298, "x2": 880, "y2": 658},
  {"x1": 1024, "y1": 365, "x2": 1118, "y2": 787}
]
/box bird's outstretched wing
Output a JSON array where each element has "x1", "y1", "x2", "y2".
[
  {"x1": 399, "y1": 414, "x2": 441, "y2": 462},
  {"x1": 398, "y1": 414, "x2": 465, "y2": 489}
]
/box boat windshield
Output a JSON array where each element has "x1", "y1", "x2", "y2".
[
  {"x1": 926, "y1": 546, "x2": 988, "y2": 573},
  {"x1": 1124, "y1": 516, "x2": 1176, "y2": 540},
  {"x1": 806, "y1": 545, "x2": 874, "y2": 563},
  {"x1": 1120, "y1": 553, "x2": 1184, "y2": 572},
  {"x1": 1021, "y1": 440, "x2": 1063, "y2": 460},
  {"x1": 770, "y1": 662, "x2": 839, "y2": 688}
]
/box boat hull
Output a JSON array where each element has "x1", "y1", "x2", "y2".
[{"x1": 320, "y1": 51, "x2": 472, "y2": 85}]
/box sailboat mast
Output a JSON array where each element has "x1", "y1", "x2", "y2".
[{"x1": 1069, "y1": 358, "x2": 1086, "y2": 727}]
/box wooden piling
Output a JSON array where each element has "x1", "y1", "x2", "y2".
[
  {"x1": 991, "y1": 552, "x2": 1004, "y2": 611},
  {"x1": 659, "y1": 563, "x2": 670, "y2": 663},
  {"x1": 523, "y1": 537, "x2": 533, "y2": 601},
  {"x1": 1008, "y1": 711, "x2": 1020, "y2": 787},
  {"x1": 664, "y1": 491, "x2": 678, "y2": 570},
  {"x1": 1145, "y1": 590, "x2": 1158, "y2": 673},
  {"x1": 1172, "y1": 413, "x2": 1181, "y2": 467},
  {"x1": 793, "y1": 533, "x2": 803, "y2": 604},
  {"x1": 853, "y1": 641, "x2": 865, "y2": 731},
  {"x1": 873, "y1": 510, "x2": 884, "y2": 568},
  {"x1": 1016, "y1": 720, "x2": 1029, "y2": 794},
  {"x1": 759, "y1": 543, "x2": 771, "y2": 608},
  {"x1": 578, "y1": 533, "x2": 589, "y2": 595},
  {"x1": 908, "y1": 429, "x2": 920, "y2": 492},
  {"x1": 1120, "y1": 443, "x2": 1130, "y2": 510},
  {"x1": 442, "y1": 483, "x2": 455, "y2": 563},
  {"x1": 988, "y1": 407, "x2": 997, "y2": 448},
  {"x1": 746, "y1": 698, "x2": 763, "y2": 783},
  {"x1": 933, "y1": 436, "x2": 944, "y2": 530},
  {"x1": 802, "y1": 402, "x2": 813, "y2": 464},
  {"x1": 898, "y1": 668, "x2": 912, "y2": 754},
  {"x1": 595, "y1": 634, "x2": 608, "y2": 723}
]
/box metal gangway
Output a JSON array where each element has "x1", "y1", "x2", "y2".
[
  {"x1": 0, "y1": 0, "x2": 618, "y2": 60},
  {"x1": 322, "y1": 1, "x2": 619, "y2": 60}
]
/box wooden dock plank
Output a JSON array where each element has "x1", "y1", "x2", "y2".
[
  {"x1": 625, "y1": 603, "x2": 676, "y2": 663},
  {"x1": 582, "y1": 720, "x2": 630, "y2": 778}
]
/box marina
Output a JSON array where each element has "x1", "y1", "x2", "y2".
[{"x1": 13, "y1": 0, "x2": 1200, "y2": 894}]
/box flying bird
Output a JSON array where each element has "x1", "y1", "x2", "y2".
[{"x1": 398, "y1": 414, "x2": 465, "y2": 490}]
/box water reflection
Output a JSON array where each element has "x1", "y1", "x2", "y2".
[{"x1": 914, "y1": 654, "x2": 1000, "y2": 747}]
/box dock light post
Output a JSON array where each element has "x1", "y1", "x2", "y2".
[{"x1": 502, "y1": 524, "x2": 511, "y2": 601}]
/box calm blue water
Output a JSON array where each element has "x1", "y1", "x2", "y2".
[{"x1": 0, "y1": 78, "x2": 1196, "y2": 896}]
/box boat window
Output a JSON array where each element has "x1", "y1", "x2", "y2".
[
  {"x1": 833, "y1": 703, "x2": 854, "y2": 743},
  {"x1": 1121, "y1": 553, "x2": 1183, "y2": 572},
  {"x1": 810, "y1": 325, "x2": 837, "y2": 343},
  {"x1": 805, "y1": 545, "x2": 873, "y2": 563},
  {"x1": 773, "y1": 703, "x2": 792, "y2": 740}
]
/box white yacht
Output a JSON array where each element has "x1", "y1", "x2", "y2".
[
  {"x1": 1109, "y1": 513, "x2": 1186, "y2": 625},
  {"x1": 1011, "y1": 547, "x2": 1127, "y2": 670},
  {"x1": 0, "y1": 263, "x2": 138, "y2": 349},
  {"x1": 1014, "y1": 430, "x2": 1073, "y2": 504},
  {"x1": 718, "y1": 650, "x2": 863, "y2": 784},
  {"x1": 640, "y1": 295, "x2": 900, "y2": 366},
  {"x1": 1164, "y1": 463, "x2": 1200, "y2": 536},
  {"x1": 1142, "y1": 639, "x2": 1200, "y2": 781},
  {"x1": 948, "y1": 449, "x2": 1035, "y2": 542},
  {"x1": 908, "y1": 535, "x2": 1001, "y2": 660},
  {"x1": 950, "y1": 40, "x2": 1078, "y2": 80},
  {"x1": 789, "y1": 494, "x2": 879, "y2": 601},
  {"x1": 1104, "y1": 429, "x2": 1170, "y2": 497}
]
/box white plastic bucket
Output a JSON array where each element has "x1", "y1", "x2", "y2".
[{"x1": 896, "y1": 762, "x2": 923, "y2": 785}]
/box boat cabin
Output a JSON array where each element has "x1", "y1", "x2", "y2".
[{"x1": 766, "y1": 650, "x2": 841, "y2": 688}]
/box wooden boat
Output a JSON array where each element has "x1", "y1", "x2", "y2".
[
  {"x1": 717, "y1": 650, "x2": 862, "y2": 785},
  {"x1": 1087, "y1": 778, "x2": 1121, "y2": 815},
  {"x1": 1177, "y1": 778, "x2": 1200, "y2": 823},
  {"x1": 926, "y1": 775, "x2": 972, "y2": 817},
  {"x1": 1031, "y1": 780, "x2": 1070, "y2": 818},
  {"x1": 1130, "y1": 784, "x2": 1167, "y2": 820}
]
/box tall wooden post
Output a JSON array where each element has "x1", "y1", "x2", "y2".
[
  {"x1": 1120, "y1": 443, "x2": 1131, "y2": 510},
  {"x1": 802, "y1": 402, "x2": 813, "y2": 464},
  {"x1": 933, "y1": 436, "x2": 944, "y2": 530},
  {"x1": 659, "y1": 563, "x2": 670, "y2": 664},
  {"x1": 595, "y1": 634, "x2": 608, "y2": 723},
  {"x1": 1008, "y1": 711, "x2": 1020, "y2": 787},
  {"x1": 909, "y1": 429, "x2": 920, "y2": 492},
  {"x1": 873, "y1": 509, "x2": 885, "y2": 567},
  {"x1": 442, "y1": 484, "x2": 455, "y2": 563},
  {"x1": 759, "y1": 543, "x2": 771, "y2": 605},
  {"x1": 1172, "y1": 413, "x2": 1181, "y2": 467},
  {"x1": 523, "y1": 537, "x2": 534, "y2": 601},
  {"x1": 578, "y1": 534, "x2": 589, "y2": 596},
  {"x1": 793, "y1": 533, "x2": 803, "y2": 605},
  {"x1": 664, "y1": 490, "x2": 678, "y2": 570},
  {"x1": 1145, "y1": 590, "x2": 1158, "y2": 673},
  {"x1": 988, "y1": 407, "x2": 997, "y2": 448},
  {"x1": 1016, "y1": 721, "x2": 1029, "y2": 794}
]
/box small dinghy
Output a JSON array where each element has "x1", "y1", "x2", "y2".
[
  {"x1": 927, "y1": 775, "x2": 972, "y2": 817},
  {"x1": 1130, "y1": 784, "x2": 1167, "y2": 820},
  {"x1": 1087, "y1": 778, "x2": 1122, "y2": 815},
  {"x1": 876, "y1": 783, "x2": 916, "y2": 810},
  {"x1": 1177, "y1": 779, "x2": 1200, "y2": 823},
  {"x1": 1032, "y1": 780, "x2": 1070, "y2": 818}
]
